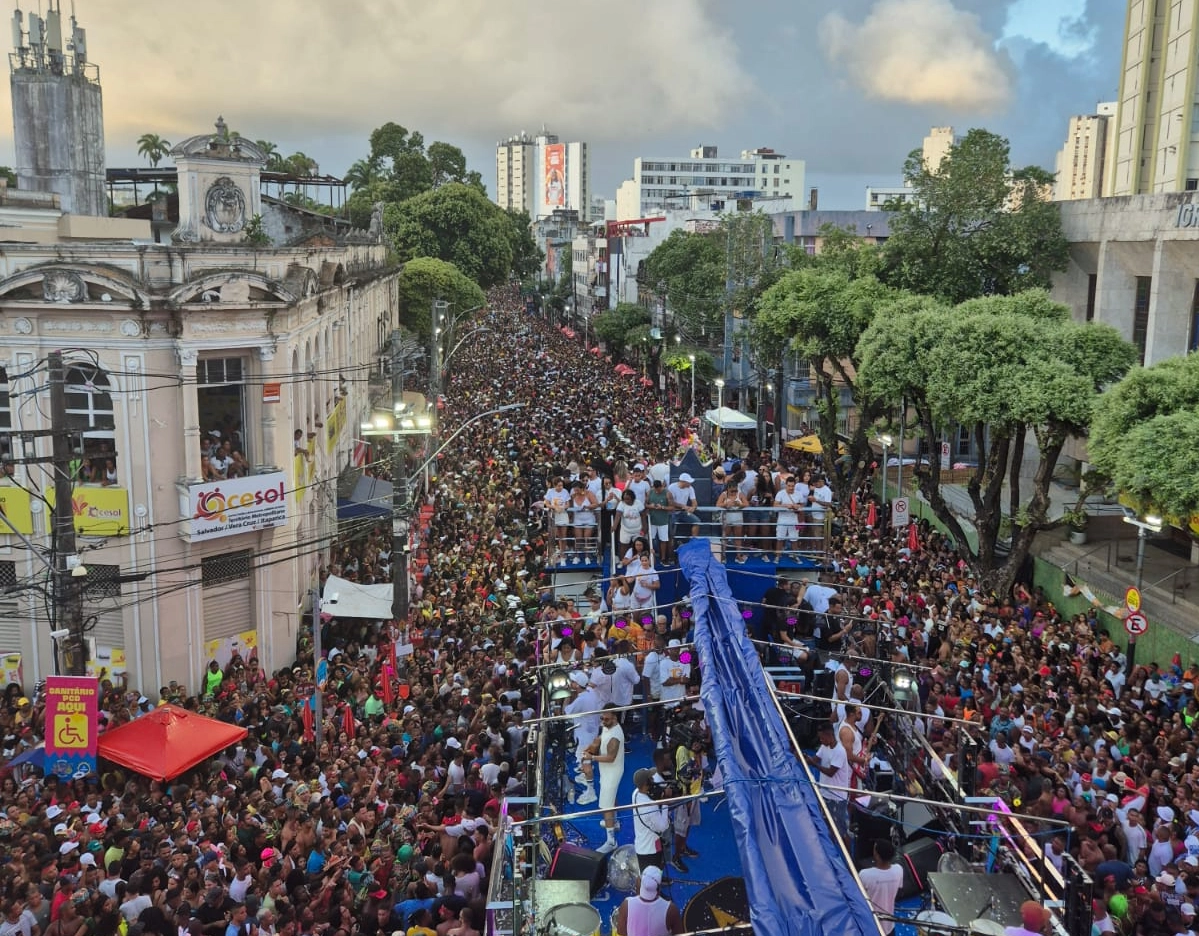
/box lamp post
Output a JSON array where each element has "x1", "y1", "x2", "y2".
[
  {"x1": 688, "y1": 354, "x2": 696, "y2": 418},
  {"x1": 715, "y1": 378, "x2": 725, "y2": 462},
  {"x1": 879, "y1": 433, "x2": 893, "y2": 502},
  {"x1": 1124, "y1": 512, "x2": 1164, "y2": 589}
]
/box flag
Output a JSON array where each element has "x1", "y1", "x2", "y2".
[
  {"x1": 301, "y1": 696, "x2": 315, "y2": 742},
  {"x1": 850, "y1": 493, "x2": 858, "y2": 517},
  {"x1": 380, "y1": 666, "x2": 394, "y2": 706},
  {"x1": 908, "y1": 522, "x2": 919, "y2": 553},
  {"x1": 352, "y1": 440, "x2": 370, "y2": 467},
  {"x1": 342, "y1": 704, "x2": 356, "y2": 740},
  {"x1": 866, "y1": 502, "x2": 877, "y2": 529}
]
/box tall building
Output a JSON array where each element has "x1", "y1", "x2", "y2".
[
  {"x1": 1111, "y1": 0, "x2": 1199, "y2": 195},
  {"x1": 10, "y1": 2, "x2": 106, "y2": 215},
  {"x1": 496, "y1": 129, "x2": 591, "y2": 221},
  {"x1": 496, "y1": 131, "x2": 535, "y2": 215},
  {"x1": 614, "y1": 145, "x2": 804, "y2": 220},
  {"x1": 1054, "y1": 103, "x2": 1117, "y2": 201},
  {"x1": 922, "y1": 127, "x2": 960, "y2": 173}
]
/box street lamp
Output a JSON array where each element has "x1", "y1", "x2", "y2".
[
  {"x1": 879, "y1": 433, "x2": 893, "y2": 502},
  {"x1": 715, "y1": 378, "x2": 725, "y2": 462},
  {"x1": 688, "y1": 354, "x2": 696, "y2": 418},
  {"x1": 1123, "y1": 512, "x2": 1164, "y2": 589}
]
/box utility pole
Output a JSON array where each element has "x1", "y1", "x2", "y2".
[
  {"x1": 431, "y1": 299, "x2": 448, "y2": 409},
  {"x1": 390, "y1": 331, "x2": 410, "y2": 626},
  {"x1": 48, "y1": 351, "x2": 84, "y2": 675},
  {"x1": 311, "y1": 582, "x2": 323, "y2": 739}
]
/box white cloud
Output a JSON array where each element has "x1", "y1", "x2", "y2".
[
  {"x1": 0, "y1": 0, "x2": 754, "y2": 163},
  {"x1": 820, "y1": 0, "x2": 1013, "y2": 112}
]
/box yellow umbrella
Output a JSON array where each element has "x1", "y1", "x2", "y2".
[{"x1": 786, "y1": 435, "x2": 824, "y2": 454}]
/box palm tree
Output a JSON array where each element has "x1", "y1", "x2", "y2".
[
  {"x1": 136, "y1": 133, "x2": 171, "y2": 167},
  {"x1": 344, "y1": 158, "x2": 380, "y2": 191}
]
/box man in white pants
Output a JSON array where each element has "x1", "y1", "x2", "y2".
[{"x1": 578, "y1": 704, "x2": 625, "y2": 853}]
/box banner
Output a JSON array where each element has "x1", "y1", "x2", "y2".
[
  {"x1": 0, "y1": 653, "x2": 22, "y2": 690},
  {"x1": 0, "y1": 484, "x2": 33, "y2": 535},
  {"x1": 324, "y1": 398, "x2": 346, "y2": 452},
  {"x1": 88, "y1": 646, "x2": 126, "y2": 682},
  {"x1": 45, "y1": 486, "x2": 130, "y2": 536},
  {"x1": 544, "y1": 143, "x2": 565, "y2": 207},
  {"x1": 185, "y1": 471, "x2": 288, "y2": 542},
  {"x1": 204, "y1": 628, "x2": 259, "y2": 671},
  {"x1": 44, "y1": 675, "x2": 99, "y2": 779}
]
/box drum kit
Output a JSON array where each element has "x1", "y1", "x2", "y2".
[
  {"x1": 914, "y1": 911, "x2": 1003, "y2": 935},
  {"x1": 543, "y1": 902, "x2": 602, "y2": 936}
]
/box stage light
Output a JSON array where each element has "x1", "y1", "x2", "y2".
[
  {"x1": 893, "y1": 674, "x2": 913, "y2": 691},
  {"x1": 544, "y1": 669, "x2": 572, "y2": 703}
]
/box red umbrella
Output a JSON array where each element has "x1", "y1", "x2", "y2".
[
  {"x1": 590, "y1": 347, "x2": 602, "y2": 355},
  {"x1": 866, "y1": 502, "x2": 877, "y2": 529},
  {"x1": 342, "y1": 704, "x2": 356, "y2": 739},
  {"x1": 849, "y1": 492, "x2": 858, "y2": 517},
  {"x1": 301, "y1": 696, "x2": 315, "y2": 742},
  {"x1": 907, "y1": 522, "x2": 919, "y2": 553}
]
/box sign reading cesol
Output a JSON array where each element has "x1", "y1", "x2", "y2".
[{"x1": 186, "y1": 472, "x2": 288, "y2": 541}]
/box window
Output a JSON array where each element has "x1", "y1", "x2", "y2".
[
  {"x1": 65, "y1": 366, "x2": 118, "y2": 486},
  {"x1": 1085, "y1": 274, "x2": 1097, "y2": 322},
  {"x1": 956, "y1": 424, "x2": 972, "y2": 458},
  {"x1": 197, "y1": 356, "x2": 250, "y2": 470},
  {"x1": 202, "y1": 550, "x2": 252, "y2": 586},
  {"x1": 1133, "y1": 276, "x2": 1152, "y2": 362}
]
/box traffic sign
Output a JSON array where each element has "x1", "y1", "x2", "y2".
[
  {"x1": 1124, "y1": 611, "x2": 1148, "y2": 637},
  {"x1": 1124, "y1": 587, "x2": 1142, "y2": 615},
  {"x1": 891, "y1": 496, "x2": 910, "y2": 528}
]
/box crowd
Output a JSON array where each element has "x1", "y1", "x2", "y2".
[{"x1": 0, "y1": 284, "x2": 1189, "y2": 936}]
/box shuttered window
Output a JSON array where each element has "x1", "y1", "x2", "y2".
[{"x1": 202, "y1": 550, "x2": 253, "y2": 640}]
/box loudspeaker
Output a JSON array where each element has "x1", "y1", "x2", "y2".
[
  {"x1": 852, "y1": 803, "x2": 896, "y2": 862},
  {"x1": 856, "y1": 836, "x2": 944, "y2": 900},
  {"x1": 548, "y1": 842, "x2": 608, "y2": 896}
]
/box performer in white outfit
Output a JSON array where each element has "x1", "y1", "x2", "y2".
[{"x1": 578, "y1": 705, "x2": 625, "y2": 853}]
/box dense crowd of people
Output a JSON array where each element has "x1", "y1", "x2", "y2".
[{"x1": 0, "y1": 284, "x2": 1188, "y2": 936}]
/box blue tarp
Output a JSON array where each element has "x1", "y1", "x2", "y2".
[
  {"x1": 336, "y1": 498, "x2": 391, "y2": 522},
  {"x1": 680, "y1": 539, "x2": 882, "y2": 936}
]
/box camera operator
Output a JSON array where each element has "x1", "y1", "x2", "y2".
[
  {"x1": 670, "y1": 724, "x2": 707, "y2": 874},
  {"x1": 632, "y1": 768, "x2": 670, "y2": 872}
]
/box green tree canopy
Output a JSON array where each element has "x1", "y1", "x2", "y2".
[
  {"x1": 136, "y1": 133, "x2": 171, "y2": 168},
  {"x1": 592, "y1": 303, "x2": 651, "y2": 360},
  {"x1": 504, "y1": 209, "x2": 543, "y2": 282},
  {"x1": 856, "y1": 290, "x2": 1137, "y2": 590},
  {"x1": 384, "y1": 183, "x2": 516, "y2": 289},
  {"x1": 642, "y1": 229, "x2": 725, "y2": 342},
  {"x1": 395, "y1": 257, "x2": 485, "y2": 340},
  {"x1": 1090, "y1": 354, "x2": 1199, "y2": 523},
  {"x1": 879, "y1": 129, "x2": 1068, "y2": 304}
]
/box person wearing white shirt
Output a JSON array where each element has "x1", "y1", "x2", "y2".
[
  {"x1": 564, "y1": 679, "x2": 602, "y2": 770},
  {"x1": 806, "y1": 722, "x2": 850, "y2": 839},
  {"x1": 659, "y1": 641, "x2": 690, "y2": 709},
  {"x1": 858, "y1": 840, "x2": 904, "y2": 935},
  {"x1": 631, "y1": 768, "x2": 670, "y2": 871},
  {"x1": 1104, "y1": 662, "x2": 1126, "y2": 699},
  {"x1": 803, "y1": 581, "x2": 838, "y2": 614},
  {"x1": 806, "y1": 473, "x2": 834, "y2": 521}
]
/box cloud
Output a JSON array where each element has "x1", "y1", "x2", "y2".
[
  {"x1": 819, "y1": 0, "x2": 1014, "y2": 113},
  {"x1": 0, "y1": 0, "x2": 753, "y2": 167}
]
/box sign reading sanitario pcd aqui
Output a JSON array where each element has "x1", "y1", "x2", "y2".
[{"x1": 184, "y1": 471, "x2": 288, "y2": 542}]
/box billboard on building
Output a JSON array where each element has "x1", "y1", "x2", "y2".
[
  {"x1": 185, "y1": 471, "x2": 288, "y2": 542},
  {"x1": 544, "y1": 143, "x2": 565, "y2": 207},
  {"x1": 0, "y1": 484, "x2": 34, "y2": 534},
  {"x1": 44, "y1": 486, "x2": 130, "y2": 536}
]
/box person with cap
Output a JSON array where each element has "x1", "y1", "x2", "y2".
[
  {"x1": 1003, "y1": 900, "x2": 1050, "y2": 936},
  {"x1": 613, "y1": 865, "x2": 683, "y2": 936},
  {"x1": 563, "y1": 673, "x2": 601, "y2": 784},
  {"x1": 665, "y1": 474, "x2": 698, "y2": 546},
  {"x1": 631, "y1": 769, "x2": 671, "y2": 873}
]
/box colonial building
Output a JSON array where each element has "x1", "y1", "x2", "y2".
[{"x1": 0, "y1": 124, "x2": 398, "y2": 693}]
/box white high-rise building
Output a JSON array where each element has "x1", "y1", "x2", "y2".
[
  {"x1": 1054, "y1": 103, "x2": 1117, "y2": 201},
  {"x1": 532, "y1": 134, "x2": 590, "y2": 222},
  {"x1": 614, "y1": 145, "x2": 803, "y2": 220},
  {"x1": 496, "y1": 132, "x2": 535, "y2": 215},
  {"x1": 922, "y1": 127, "x2": 960, "y2": 173},
  {"x1": 1111, "y1": 0, "x2": 1199, "y2": 195}
]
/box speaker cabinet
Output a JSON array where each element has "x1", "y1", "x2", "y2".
[{"x1": 548, "y1": 842, "x2": 609, "y2": 897}]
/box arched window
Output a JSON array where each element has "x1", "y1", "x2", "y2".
[{"x1": 65, "y1": 365, "x2": 117, "y2": 486}]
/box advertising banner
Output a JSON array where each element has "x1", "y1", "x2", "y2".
[
  {"x1": 324, "y1": 398, "x2": 346, "y2": 452},
  {"x1": 45, "y1": 486, "x2": 130, "y2": 536},
  {"x1": 44, "y1": 675, "x2": 99, "y2": 779},
  {"x1": 204, "y1": 628, "x2": 259, "y2": 671},
  {"x1": 544, "y1": 143, "x2": 565, "y2": 207},
  {"x1": 1, "y1": 653, "x2": 22, "y2": 689},
  {"x1": 187, "y1": 472, "x2": 288, "y2": 542},
  {"x1": 0, "y1": 484, "x2": 33, "y2": 535}
]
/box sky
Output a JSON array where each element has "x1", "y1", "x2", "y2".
[{"x1": 3, "y1": 0, "x2": 1126, "y2": 211}]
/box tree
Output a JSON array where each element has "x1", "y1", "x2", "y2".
[
  {"x1": 384, "y1": 183, "x2": 517, "y2": 289},
  {"x1": 879, "y1": 129, "x2": 1068, "y2": 304},
  {"x1": 0, "y1": 166, "x2": 16, "y2": 188},
  {"x1": 395, "y1": 258, "x2": 486, "y2": 340},
  {"x1": 255, "y1": 140, "x2": 285, "y2": 171},
  {"x1": 856, "y1": 290, "x2": 1137, "y2": 592},
  {"x1": 752, "y1": 269, "x2": 901, "y2": 495},
  {"x1": 593, "y1": 303, "x2": 651, "y2": 360},
  {"x1": 136, "y1": 133, "x2": 171, "y2": 168},
  {"x1": 642, "y1": 229, "x2": 725, "y2": 343},
  {"x1": 344, "y1": 158, "x2": 381, "y2": 191},
  {"x1": 1089, "y1": 354, "x2": 1199, "y2": 525},
  {"x1": 504, "y1": 210, "x2": 543, "y2": 282}
]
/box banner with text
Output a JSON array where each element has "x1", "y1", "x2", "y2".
[
  {"x1": 44, "y1": 675, "x2": 99, "y2": 779},
  {"x1": 544, "y1": 143, "x2": 565, "y2": 207},
  {"x1": 0, "y1": 484, "x2": 34, "y2": 535},
  {"x1": 186, "y1": 472, "x2": 288, "y2": 542},
  {"x1": 44, "y1": 486, "x2": 130, "y2": 536}
]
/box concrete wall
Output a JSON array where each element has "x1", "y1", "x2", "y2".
[{"x1": 11, "y1": 72, "x2": 106, "y2": 216}]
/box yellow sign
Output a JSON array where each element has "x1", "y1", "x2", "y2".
[
  {"x1": 46, "y1": 486, "x2": 130, "y2": 536},
  {"x1": 294, "y1": 453, "x2": 308, "y2": 507},
  {"x1": 325, "y1": 398, "x2": 346, "y2": 453},
  {"x1": 0, "y1": 484, "x2": 34, "y2": 535},
  {"x1": 53, "y1": 713, "x2": 89, "y2": 749},
  {"x1": 1125, "y1": 587, "x2": 1142, "y2": 615},
  {"x1": 204, "y1": 628, "x2": 259, "y2": 670}
]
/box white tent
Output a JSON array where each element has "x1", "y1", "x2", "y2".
[
  {"x1": 703, "y1": 406, "x2": 757, "y2": 431},
  {"x1": 321, "y1": 574, "x2": 392, "y2": 620}
]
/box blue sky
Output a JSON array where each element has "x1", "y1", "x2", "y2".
[{"x1": 1, "y1": 0, "x2": 1127, "y2": 211}]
